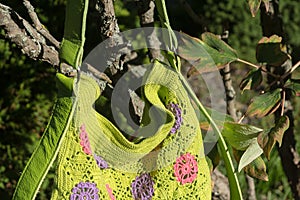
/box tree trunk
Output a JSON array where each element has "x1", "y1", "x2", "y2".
[{"x1": 260, "y1": 1, "x2": 300, "y2": 199}]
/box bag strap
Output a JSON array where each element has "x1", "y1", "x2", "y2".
[
  {"x1": 60, "y1": 0, "x2": 89, "y2": 69},
  {"x1": 12, "y1": 0, "x2": 89, "y2": 199}
]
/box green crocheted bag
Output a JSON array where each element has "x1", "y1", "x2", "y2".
[
  {"x1": 12, "y1": 0, "x2": 212, "y2": 198},
  {"x1": 50, "y1": 61, "x2": 211, "y2": 200}
]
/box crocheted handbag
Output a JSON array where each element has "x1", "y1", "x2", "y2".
[
  {"x1": 49, "y1": 61, "x2": 211, "y2": 200},
  {"x1": 12, "y1": 0, "x2": 212, "y2": 198}
]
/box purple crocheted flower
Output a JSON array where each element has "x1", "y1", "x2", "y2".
[
  {"x1": 131, "y1": 173, "x2": 154, "y2": 200},
  {"x1": 70, "y1": 181, "x2": 99, "y2": 200},
  {"x1": 94, "y1": 154, "x2": 109, "y2": 169},
  {"x1": 167, "y1": 103, "x2": 183, "y2": 134}
]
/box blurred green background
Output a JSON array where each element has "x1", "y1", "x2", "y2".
[{"x1": 0, "y1": 0, "x2": 299, "y2": 199}]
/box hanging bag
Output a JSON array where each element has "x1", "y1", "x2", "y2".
[{"x1": 12, "y1": 0, "x2": 211, "y2": 199}]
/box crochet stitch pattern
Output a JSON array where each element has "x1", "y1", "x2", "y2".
[
  {"x1": 167, "y1": 103, "x2": 182, "y2": 134},
  {"x1": 70, "y1": 182, "x2": 99, "y2": 200},
  {"x1": 131, "y1": 173, "x2": 154, "y2": 200},
  {"x1": 94, "y1": 154, "x2": 109, "y2": 169},
  {"x1": 79, "y1": 124, "x2": 92, "y2": 155},
  {"x1": 174, "y1": 153, "x2": 198, "y2": 185},
  {"x1": 105, "y1": 184, "x2": 116, "y2": 200},
  {"x1": 51, "y1": 63, "x2": 211, "y2": 199}
]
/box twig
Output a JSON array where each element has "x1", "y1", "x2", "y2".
[
  {"x1": 246, "y1": 175, "x2": 257, "y2": 200},
  {"x1": 281, "y1": 60, "x2": 300, "y2": 80},
  {"x1": 23, "y1": 0, "x2": 60, "y2": 49},
  {"x1": 0, "y1": 3, "x2": 59, "y2": 66},
  {"x1": 237, "y1": 115, "x2": 245, "y2": 124},
  {"x1": 281, "y1": 90, "x2": 285, "y2": 117},
  {"x1": 220, "y1": 64, "x2": 238, "y2": 121},
  {"x1": 237, "y1": 58, "x2": 279, "y2": 78},
  {"x1": 84, "y1": 63, "x2": 112, "y2": 84}
]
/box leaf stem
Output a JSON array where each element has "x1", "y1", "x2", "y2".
[
  {"x1": 281, "y1": 60, "x2": 300, "y2": 80},
  {"x1": 178, "y1": 73, "x2": 243, "y2": 200},
  {"x1": 237, "y1": 58, "x2": 278, "y2": 78},
  {"x1": 281, "y1": 90, "x2": 285, "y2": 116}
]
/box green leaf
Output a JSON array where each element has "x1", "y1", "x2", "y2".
[
  {"x1": 238, "y1": 140, "x2": 263, "y2": 172},
  {"x1": 257, "y1": 115, "x2": 289, "y2": 160},
  {"x1": 256, "y1": 35, "x2": 289, "y2": 66},
  {"x1": 239, "y1": 69, "x2": 262, "y2": 93},
  {"x1": 201, "y1": 32, "x2": 238, "y2": 65},
  {"x1": 222, "y1": 122, "x2": 262, "y2": 150},
  {"x1": 246, "y1": 88, "x2": 282, "y2": 118},
  {"x1": 178, "y1": 32, "x2": 238, "y2": 75},
  {"x1": 247, "y1": 0, "x2": 261, "y2": 17},
  {"x1": 233, "y1": 149, "x2": 268, "y2": 181},
  {"x1": 244, "y1": 156, "x2": 268, "y2": 181},
  {"x1": 285, "y1": 79, "x2": 300, "y2": 95}
]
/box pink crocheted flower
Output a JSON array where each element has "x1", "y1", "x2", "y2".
[
  {"x1": 131, "y1": 173, "x2": 154, "y2": 200},
  {"x1": 79, "y1": 124, "x2": 92, "y2": 155},
  {"x1": 70, "y1": 181, "x2": 99, "y2": 200},
  {"x1": 174, "y1": 153, "x2": 198, "y2": 185}
]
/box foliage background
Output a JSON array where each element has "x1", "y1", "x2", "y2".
[{"x1": 0, "y1": 0, "x2": 299, "y2": 199}]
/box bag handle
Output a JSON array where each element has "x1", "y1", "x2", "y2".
[
  {"x1": 60, "y1": 0, "x2": 89, "y2": 69},
  {"x1": 12, "y1": 0, "x2": 89, "y2": 199}
]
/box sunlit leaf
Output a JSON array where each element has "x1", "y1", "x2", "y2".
[
  {"x1": 238, "y1": 140, "x2": 263, "y2": 172},
  {"x1": 201, "y1": 32, "x2": 238, "y2": 64},
  {"x1": 233, "y1": 149, "x2": 268, "y2": 181},
  {"x1": 178, "y1": 32, "x2": 238, "y2": 75},
  {"x1": 257, "y1": 115, "x2": 289, "y2": 160},
  {"x1": 239, "y1": 69, "x2": 262, "y2": 93},
  {"x1": 246, "y1": 88, "x2": 282, "y2": 118},
  {"x1": 247, "y1": 0, "x2": 261, "y2": 17},
  {"x1": 222, "y1": 122, "x2": 262, "y2": 150},
  {"x1": 256, "y1": 35, "x2": 289, "y2": 66},
  {"x1": 244, "y1": 156, "x2": 268, "y2": 181}
]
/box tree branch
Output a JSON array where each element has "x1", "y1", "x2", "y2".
[
  {"x1": 23, "y1": 0, "x2": 60, "y2": 49},
  {"x1": 136, "y1": 0, "x2": 162, "y2": 60},
  {"x1": 0, "y1": 3, "x2": 59, "y2": 66}
]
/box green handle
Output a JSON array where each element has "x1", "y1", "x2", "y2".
[
  {"x1": 59, "y1": 0, "x2": 89, "y2": 68},
  {"x1": 12, "y1": 0, "x2": 89, "y2": 198},
  {"x1": 12, "y1": 75, "x2": 75, "y2": 200}
]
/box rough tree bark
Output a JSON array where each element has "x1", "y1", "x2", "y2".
[
  {"x1": 0, "y1": 3, "x2": 60, "y2": 67},
  {"x1": 260, "y1": 1, "x2": 300, "y2": 199},
  {"x1": 136, "y1": 0, "x2": 162, "y2": 61}
]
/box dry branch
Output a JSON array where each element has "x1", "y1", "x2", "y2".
[
  {"x1": 0, "y1": 3, "x2": 59, "y2": 66},
  {"x1": 23, "y1": 0, "x2": 60, "y2": 49}
]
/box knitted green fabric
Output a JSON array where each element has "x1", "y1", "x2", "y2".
[{"x1": 51, "y1": 61, "x2": 211, "y2": 199}]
